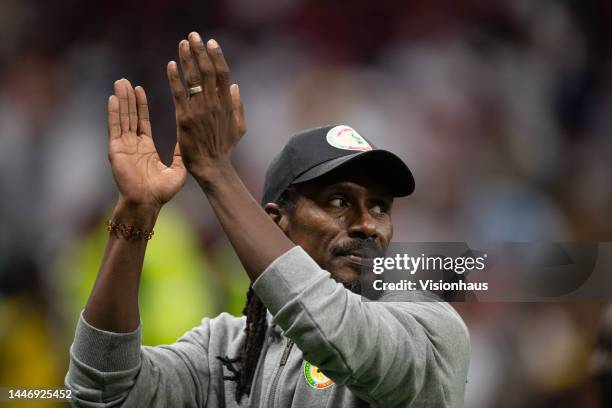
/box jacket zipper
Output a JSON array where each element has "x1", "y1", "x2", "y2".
[{"x1": 268, "y1": 338, "x2": 294, "y2": 407}]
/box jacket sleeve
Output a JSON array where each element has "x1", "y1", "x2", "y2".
[
  {"x1": 252, "y1": 245, "x2": 471, "y2": 407},
  {"x1": 65, "y1": 312, "x2": 210, "y2": 407}
]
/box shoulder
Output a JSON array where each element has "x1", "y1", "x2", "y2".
[
  {"x1": 177, "y1": 312, "x2": 247, "y2": 350},
  {"x1": 375, "y1": 300, "x2": 470, "y2": 354},
  {"x1": 208, "y1": 312, "x2": 247, "y2": 340},
  {"x1": 381, "y1": 301, "x2": 470, "y2": 396}
]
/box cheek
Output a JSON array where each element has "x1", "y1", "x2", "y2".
[
  {"x1": 382, "y1": 220, "x2": 393, "y2": 242},
  {"x1": 287, "y1": 209, "x2": 340, "y2": 257}
]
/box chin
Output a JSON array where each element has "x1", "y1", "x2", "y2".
[{"x1": 328, "y1": 258, "x2": 362, "y2": 287}]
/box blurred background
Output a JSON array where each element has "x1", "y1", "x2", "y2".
[{"x1": 1, "y1": 0, "x2": 611, "y2": 406}]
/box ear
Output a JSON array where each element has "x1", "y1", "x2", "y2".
[{"x1": 264, "y1": 202, "x2": 290, "y2": 234}]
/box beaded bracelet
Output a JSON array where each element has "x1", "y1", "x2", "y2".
[{"x1": 107, "y1": 220, "x2": 154, "y2": 241}]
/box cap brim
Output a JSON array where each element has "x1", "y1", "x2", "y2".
[{"x1": 292, "y1": 150, "x2": 415, "y2": 197}]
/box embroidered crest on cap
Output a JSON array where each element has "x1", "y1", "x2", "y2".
[
  {"x1": 325, "y1": 125, "x2": 372, "y2": 151},
  {"x1": 303, "y1": 361, "x2": 334, "y2": 389}
]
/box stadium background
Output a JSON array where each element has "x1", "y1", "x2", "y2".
[{"x1": 1, "y1": 0, "x2": 611, "y2": 406}]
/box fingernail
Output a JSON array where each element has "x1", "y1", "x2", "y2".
[
  {"x1": 190, "y1": 32, "x2": 201, "y2": 42},
  {"x1": 207, "y1": 39, "x2": 218, "y2": 48}
]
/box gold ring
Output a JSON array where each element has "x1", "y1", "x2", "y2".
[{"x1": 188, "y1": 85, "x2": 203, "y2": 95}]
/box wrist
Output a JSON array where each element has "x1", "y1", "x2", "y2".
[
  {"x1": 112, "y1": 198, "x2": 161, "y2": 231},
  {"x1": 192, "y1": 161, "x2": 236, "y2": 192}
]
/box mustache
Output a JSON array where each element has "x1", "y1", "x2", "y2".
[{"x1": 332, "y1": 238, "x2": 385, "y2": 258}]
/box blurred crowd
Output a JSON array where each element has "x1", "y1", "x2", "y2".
[{"x1": 1, "y1": 0, "x2": 611, "y2": 406}]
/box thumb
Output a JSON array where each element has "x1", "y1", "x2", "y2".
[{"x1": 170, "y1": 142, "x2": 185, "y2": 170}]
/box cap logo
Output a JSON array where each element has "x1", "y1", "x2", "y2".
[{"x1": 325, "y1": 125, "x2": 372, "y2": 151}]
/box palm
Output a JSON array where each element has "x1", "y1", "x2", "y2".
[
  {"x1": 110, "y1": 135, "x2": 185, "y2": 206},
  {"x1": 108, "y1": 80, "x2": 186, "y2": 208}
]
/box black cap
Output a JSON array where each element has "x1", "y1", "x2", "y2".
[{"x1": 261, "y1": 125, "x2": 415, "y2": 205}]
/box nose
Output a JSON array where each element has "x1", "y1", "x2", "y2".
[{"x1": 347, "y1": 206, "x2": 378, "y2": 240}]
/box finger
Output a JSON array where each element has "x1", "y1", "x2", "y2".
[
  {"x1": 170, "y1": 142, "x2": 186, "y2": 171},
  {"x1": 230, "y1": 84, "x2": 246, "y2": 136},
  {"x1": 207, "y1": 39, "x2": 232, "y2": 110},
  {"x1": 178, "y1": 40, "x2": 202, "y2": 94},
  {"x1": 124, "y1": 79, "x2": 138, "y2": 133},
  {"x1": 188, "y1": 32, "x2": 218, "y2": 108},
  {"x1": 167, "y1": 61, "x2": 188, "y2": 114},
  {"x1": 108, "y1": 95, "x2": 121, "y2": 140},
  {"x1": 114, "y1": 79, "x2": 129, "y2": 133},
  {"x1": 134, "y1": 86, "x2": 152, "y2": 137}
]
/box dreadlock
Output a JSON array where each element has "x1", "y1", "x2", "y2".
[
  {"x1": 217, "y1": 285, "x2": 268, "y2": 402},
  {"x1": 217, "y1": 186, "x2": 299, "y2": 403}
]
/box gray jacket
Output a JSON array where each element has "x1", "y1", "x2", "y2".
[{"x1": 66, "y1": 246, "x2": 470, "y2": 407}]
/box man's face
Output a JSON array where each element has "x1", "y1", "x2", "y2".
[{"x1": 267, "y1": 165, "x2": 394, "y2": 287}]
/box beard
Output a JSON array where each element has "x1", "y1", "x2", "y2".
[
  {"x1": 329, "y1": 237, "x2": 384, "y2": 296},
  {"x1": 326, "y1": 261, "x2": 365, "y2": 295},
  {"x1": 342, "y1": 279, "x2": 362, "y2": 294},
  {"x1": 331, "y1": 275, "x2": 362, "y2": 294}
]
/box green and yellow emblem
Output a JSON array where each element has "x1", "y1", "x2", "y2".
[{"x1": 303, "y1": 361, "x2": 334, "y2": 389}]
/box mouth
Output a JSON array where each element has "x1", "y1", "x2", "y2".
[{"x1": 337, "y1": 252, "x2": 374, "y2": 266}]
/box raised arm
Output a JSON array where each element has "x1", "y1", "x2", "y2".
[
  {"x1": 66, "y1": 79, "x2": 207, "y2": 407},
  {"x1": 83, "y1": 78, "x2": 186, "y2": 332},
  {"x1": 166, "y1": 32, "x2": 294, "y2": 280}
]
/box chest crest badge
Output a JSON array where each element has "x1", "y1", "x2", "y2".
[{"x1": 303, "y1": 361, "x2": 334, "y2": 389}]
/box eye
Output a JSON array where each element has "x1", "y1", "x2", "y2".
[
  {"x1": 371, "y1": 202, "x2": 389, "y2": 215},
  {"x1": 329, "y1": 196, "x2": 349, "y2": 208}
]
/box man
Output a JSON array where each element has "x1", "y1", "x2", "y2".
[{"x1": 66, "y1": 32, "x2": 470, "y2": 407}]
